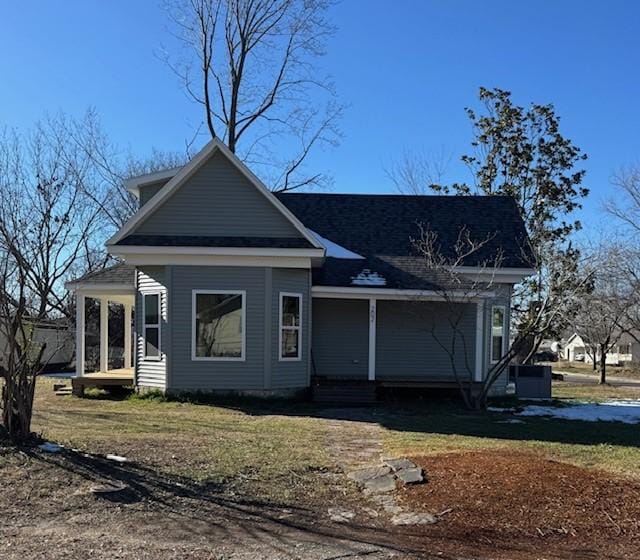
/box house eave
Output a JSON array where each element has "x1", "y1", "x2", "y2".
[
  {"x1": 107, "y1": 244, "x2": 325, "y2": 258},
  {"x1": 453, "y1": 266, "x2": 536, "y2": 284},
  {"x1": 311, "y1": 285, "x2": 496, "y2": 301},
  {"x1": 124, "y1": 167, "x2": 182, "y2": 197}
]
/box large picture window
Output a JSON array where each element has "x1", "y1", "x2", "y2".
[
  {"x1": 279, "y1": 293, "x2": 302, "y2": 361},
  {"x1": 192, "y1": 291, "x2": 245, "y2": 360},
  {"x1": 491, "y1": 305, "x2": 506, "y2": 363},
  {"x1": 143, "y1": 293, "x2": 161, "y2": 359}
]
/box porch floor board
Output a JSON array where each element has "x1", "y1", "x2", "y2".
[{"x1": 72, "y1": 368, "x2": 134, "y2": 396}]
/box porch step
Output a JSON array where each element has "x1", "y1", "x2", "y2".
[{"x1": 312, "y1": 381, "x2": 377, "y2": 405}]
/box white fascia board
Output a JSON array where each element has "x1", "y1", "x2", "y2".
[
  {"x1": 65, "y1": 282, "x2": 136, "y2": 294},
  {"x1": 311, "y1": 286, "x2": 495, "y2": 301},
  {"x1": 453, "y1": 266, "x2": 536, "y2": 284},
  {"x1": 108, "y1": 244, "x2": 324, "y2": 258},
  {"x1": 124, "y1": 167, "x2": 182, "y2": 197},
  {"x1": 109, "y1": 138, "x2": 324, "y2": 252},
  {"x1": 112, "y1": 253, "x2": 312, "y2": 269}
]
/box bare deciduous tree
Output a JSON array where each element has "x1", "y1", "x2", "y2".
[
  {"x1": 0, "y1": 115, "x2": 116, "y2": 441},
  {"x1": 604, "y1": 166, "x2": 640, "y2": 349},
  {"x1": 385, "y1": 146, "x2": 451, "y2": 195},
  {"x1": 572, "y1": 244, "x2": 631, "y2": 384},
  {"x1": 413, "y1": 225, "x2": 592, "y2": 409},
  {"x1": 163, "y1": 0, "x2": 342, "y2": 191},
  {"x1": 606, "y1": 163, "x2": 640, "y2": 235}
]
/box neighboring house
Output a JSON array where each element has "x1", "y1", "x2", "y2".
[
  {"x1": 66, "y1": 138, "x2": 534, "y2": 397},
  {"x1": 564, "y1": 333, "x2": 640, "y2": 365},
  {"x1": 0, "y1": 318, "x2": 74, "y2": 372}
]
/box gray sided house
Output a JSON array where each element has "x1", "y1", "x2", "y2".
[{"x1": 66, "y1": 138, "x2": 534, "y2": 398}]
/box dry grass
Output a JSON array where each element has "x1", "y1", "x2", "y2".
[
  {"x1": 30, "y1": 379, "x2": 332, "y2": 502},
  {"x1": 555, "y1": 360, "x2": 640, "y2": 379}
]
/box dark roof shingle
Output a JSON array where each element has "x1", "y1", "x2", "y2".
[
  {"x1": 277, "y1": 193, "x2": 534, "y2": 289},
  {"x1": 68, "y1": 263, "x2": 136, "y2": 287}
]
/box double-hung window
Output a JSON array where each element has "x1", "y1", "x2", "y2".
[
  {"x1": 192, "y1": 290, "x2": 245, "y2": 360},
  {"x1": 143, "y1": 293, "x2": 161, "y2": 359},
  {"x1": 490, "y1": 305, "x2": 506, "y2": 363},
  {"x1": 279, "y1": 293, "x2": 302, "y2": 361}
]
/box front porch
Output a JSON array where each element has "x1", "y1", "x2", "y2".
[{"x1": 65, "y1": 264, "x2": 137, "y2": 393}]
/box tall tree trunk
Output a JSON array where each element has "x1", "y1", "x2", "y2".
[{"x1": 599, "y1": 345, "x2": 607, "y2": 385}]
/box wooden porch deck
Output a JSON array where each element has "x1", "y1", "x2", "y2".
[{"x1": 72, "y1": 368, "x2": 134, "y2": 396}]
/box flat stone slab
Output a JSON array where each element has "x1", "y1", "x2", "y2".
[
  {"x1": 363, "y1": 474, "x2": 397, "y2": 494},
  {"x1": 391, "y1": 512, "x2": 438, "y2": 526},
  {"x1": 396, "y1": 467, "x2": 424, "y2": 484},
  {"x1": 384, "y1": 458, "x2": 416, "y2": 472},
  {"x1": 328, "y1": 508, "x2": 355, "y2": 523},
  {"x1": 347, "y1": 466, "x2": 391, "y2": 484}
]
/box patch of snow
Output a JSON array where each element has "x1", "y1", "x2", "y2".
[
  {"x1": 309, "y1": 230, "x2": 364, "y2": 259},
  {"x1": 492, "y1": 400, "x2": 640, "y2": 424},
  {"x1": 351, "y1": 269, "x2": 387, "y2": 286},
  {"x1": 38, "y1": 442, "x2": 63, "y2": 453}
]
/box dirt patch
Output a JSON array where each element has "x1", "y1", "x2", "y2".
[
  {"x1": 0, "y1": 443, "x2": 421, "y2": 560},
  {"x1": 398, "y1": 449, "x2": 640, "y2": 559}
]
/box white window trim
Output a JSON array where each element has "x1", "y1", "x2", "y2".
[
  {"x1": 191, "y1": 289, "x2": 246, "y2": 362},
  {"x1": 142, "y1": 291, "x2": 162, "y2": 361},
  {"x1": 279, "y1": 292, "x2": 303, "y2": 362},
  {"x1": 490, "y1": 305, "x2": 507, "y2": 364}
]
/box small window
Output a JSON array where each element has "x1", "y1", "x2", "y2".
[
  {"x1": 143, "y1": 293, "x2": 161, "y2": 359},
  {"x1": 279, "y1": 293, "x2": 302, "y2": 361},
  {"x1": 193, "y1": 291, "x2": 245, "y2": 360},
  {"x1": 490, "y1": 306, "x2": 505, "y2": 363}
]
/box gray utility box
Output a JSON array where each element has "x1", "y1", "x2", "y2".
[{"x1": 509, "y1": 365, "x2": 552, "y2": 399}]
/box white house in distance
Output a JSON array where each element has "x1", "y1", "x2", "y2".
[{"x1": 564, "y1": 333, "x2": 640, "y2": 365}]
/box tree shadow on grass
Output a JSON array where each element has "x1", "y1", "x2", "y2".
[
  {"x1": 73, "y1": 388, "x2": 640, "y2": 450},
  {"x1": 170, "y1": 395, "x2": 640, "y2": 450},
  {"x1": 8, "y1": 441, "x2": 565, "y2": 560},
  {"x1": 16, "y1": 444, "x2": 434, "y2": 559}
]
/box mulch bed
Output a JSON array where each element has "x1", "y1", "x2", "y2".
[{"x1": 397, "y1": 449, "x2": 640, "y2": 559}]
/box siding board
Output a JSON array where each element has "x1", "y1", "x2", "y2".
[
  {"x1": 135, "y1": 151, "x2": 301, "y2": 238},
  {"x1": 376, "y1": 300, "x2": 476, "y2": 380},
  {"x1": 270, "y1": 269, "x2": 310, "y2": 389},
  {"x1": 311, "y1": 299, "x2": 369, "y2": 379},
  {"x1": 169, "y1": 266, "x2": 267, "y2": 391},
  {"x1": 136, "y1": 267, "x2": 168, "y2": 389}
]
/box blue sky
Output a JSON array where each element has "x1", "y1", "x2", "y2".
[{"x1": 1, "y1": 1, "x2": 638, "y2": 232}]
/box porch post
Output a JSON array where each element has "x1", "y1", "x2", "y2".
[
  {"x1": 100, "y1": 297, "x2": 109, "y2": 373},
  {"x1": 474, "y1": 301, "x2": 485, "y2": 382},
  {"x1": 75, "y1": 292, "x2": 85, "y2": 377},
  {"x1": 368, "y1": 298, "x2": 377, "y2": 381},
  {"x1": 124, "y1": 302, "x2": 132, "y2": 369}
]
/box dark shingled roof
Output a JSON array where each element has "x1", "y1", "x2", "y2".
[
  {"x1": 68, "y1": 263, "x2": 136, "y2": 286},
  {"x1": 117, "y1": 234, "x2": 313, "y2": 249},
  {"x1": 276, "y1": 193, "x2": 534, "y2": 290}
]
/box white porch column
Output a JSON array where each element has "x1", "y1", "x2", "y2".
[
  {"x1": 474, "y1": 301, "x2": 485, "y2": 382},
  {"x1": 75, "y1": 292, "x2": 85, "y2": 377},
  {"x1": 100, "y1": 297, "x2": 109, "y2": 373},
  {"x1": 368, "y1": 298, "x2": 377, "y2": 381},
  {"x1": 124, "y1": 302, "x2": 132, "y2": 370}
]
